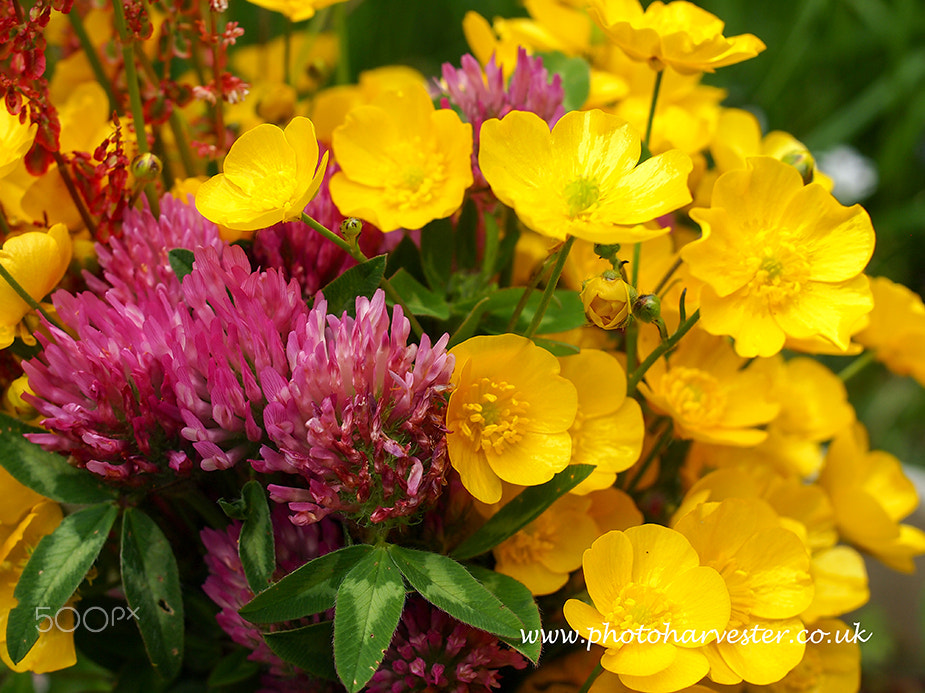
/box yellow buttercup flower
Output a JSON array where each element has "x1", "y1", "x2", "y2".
[
  {"x1": 0, "y1": 467, "x2": 75, "y2": 673},
  {"x1": 801, "y1": 546, "x2": 869, "y2": 624},
  {"x1": 195, "y1": 116, "x2": 328, "y2": 233},
  {"x1": 682, "y1": 157, "x2": 875, "y2": 358},
  {"x1": 446, "y1": 334, "x2": 577, "y2": 504},
  {"x1": 674, "y1": 498, "x2": 812, "y2": 686},
  {"x1": 750, "y1": 619, "x2": 860, "y2": 693},
  {"x1": 854, "y1": 275, "x2": 925, "y2": 386},
  {"x1": 558, "y1": 349, "x2": 644, "y2": 492},
  {"x1": 329, "y1": 83, "x2": 473, "y2": 232},
  {"x1": 638, "y1": 325, "x2": 780, "y2": 446},
  {"x1": 564, "y1": 525, "x2": 730, "y2": 692},
  {"x1": 818, "y1": 423, "x2": 925, "y2": 573},
  {"x1": 589, "y1": 0, "x2": 766, "y2": 74},
  {"x1": 479, "y1": 109, "x2": 693, "y2": 244},
  {"x1": 243, "y1": 0, "x2": 348, "y2": 22},
  {"x1": 0, "y1": 224, "x2": 73, "y2": 349},
  {"x1": 0, "y1": 109, "x2": 37, "y2": 179},
  {"x1": 492, "y1": 492, "x2": 600, "y2": 595}
]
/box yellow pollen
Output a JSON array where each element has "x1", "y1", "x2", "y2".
[
  {"x1": 385, "y1": 142, "x2": 448, "y2": 211},
  {"x1": 603, "y1": 583, "x2": 675, "y2": 637},
  {"x1": 746, "y1": 240, "x2": 811, "y2": 308},
  {"x1": 660, "y1": 367, "x2": 726, "y2": 426},
  {"x1": 564, "y1": 176, "x2": 601, "y2": 218},
  {"x1": 457, "y1": 376, "x2": 530, "y2": 455}
]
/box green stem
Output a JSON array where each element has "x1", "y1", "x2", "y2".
[
  {"x1": 68, "y1": 11, "x2": 118, "y2": 114},
  {"x1": 333, "y1": 1, "x2": 350, "y2": 85},
  {"x1": 643, "y1": 69, "x2": 664, "y2": 153},
  {"x1": 209, "y1": 7, "x2": 226, "y2": 153},
  {"x1": 627, "y1": 308, "x2": 700, "y2": 396},
  {"x1": 112, "y1": 0, "x2": 148, "y2": 156},
  {"x1": 134, "y1": 45, "x2": 198, "y2": 178},
  {"x1": 506, "y1": 253, "x2": 554, "y2": 333},
  {"x1": 284, "y1": 18, "x2": 293, "y2": 86},
  {"x1": 625, "y1": 242, "x2": 643, "y2": 371},
  {"x1": 301, "y1": 213, "x2": 425, "y2": 338},
  {"x1": 577, "y1": 663, "x2": 604, "y2": 693},
  {"x1": 0, "y1": 263, "x2": 62, "y2": 329},
  {"x1": 302, "y1": 212, "x2": 356, "y2": 257},
  {"x1": 653, "y1": 256, "x2": 683, "y2": 296},
  {"x1": 838, "y1": 350, "x2": 876, "y2": 383},
  {"x1": 523, "y1": 236, "x2": 575, "y2": 339}
]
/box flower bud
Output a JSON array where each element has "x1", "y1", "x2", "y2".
[
  {"x1": 593, "y1": 243, "x2": 621, "y2": 265},
  {"x1": 633, "y1": 293, "x2": 668, "y2": 339},
  {"x1": 632, "y1": 293, "x2": 661, "y2": 324},
  {"x1": 781, "y1": 148, "x2": 815, "y2": 185},
  {"x1": 580, "y1": 270, "x2": 637, "y2": 330},
  {"x1": 131, "y1": 153, "x2": 163, "y2": 184},
  {"x1": 340, "y1": 217, "x2": 363, "y2": 242}
]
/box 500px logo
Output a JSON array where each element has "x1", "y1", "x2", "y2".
[{"x1": 35, "y1": 605, "x2": 139, "y2": 633}]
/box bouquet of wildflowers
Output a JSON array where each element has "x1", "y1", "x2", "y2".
[{"x1": 2, "y1": 0, "x2": 924, "y2": 691}]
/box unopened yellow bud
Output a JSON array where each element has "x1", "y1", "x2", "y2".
[{"x1": 580, "y1": 270, "x2": 637, "y2": 330}]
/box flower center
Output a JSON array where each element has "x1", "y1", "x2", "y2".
[
  {"x1": 386, "y1": 140, "x2": 448, "y2": 212},
  {"x1": 496, "y1": 514, "x2": 557, "y2": 565},
  {"x1": 602, "y1": 582, "x2": 675, "y2": 644},
  {"x1": 746, "y1": 240, "x2": 811, "y2": 308},
  {"x1": 660, "y1": 367, "x2": 726, "y2": 426},
  {"x1": 457, "y1": 376, "x2": 530, "y2": 455},
  {"x1": 564, "y1": 176, "x2": 601, "y2": 218}
]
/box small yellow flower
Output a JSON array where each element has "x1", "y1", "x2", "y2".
[
  {"x1": 589, "y1": 0, "x2": 766, "y2": 74},
  {"x1": 674, "y1": 498, "x2": 813, "y2": 685},
  {"x1": 580, "y1": 272, "x2": 637, "y2": 330},
  {"x1": 0, "y1": 467, "x2": 75, "y2": 673},
  {"x1": 195, "y1": 116, "x2": 328, "y2": 233},
  {"x1": 682, "y1": 157, "x2": 875, "y2": 358},
  {"x1": 479, "y1": 109, "x2": 693, "y2": 244},
  {"x1": 0, "y1": 108, "x2": 37, "y2": 178},
  {"x1": 0, "y1": 224, "x2": 73, "y2": 349},
  {"x1": 243, "y1": 0, "x2": 348, "y2": 22},
  {"x1": 564, "y1": 525, "x2": 730, "y2": 692},
  {"x1": 446, "y1": 334, "x2": 577, "y2": 504},
  {"x1": 330, "y1": 83, "x2": 473, "y2": 232}
]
